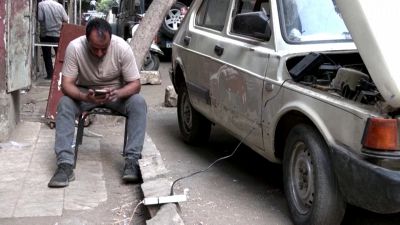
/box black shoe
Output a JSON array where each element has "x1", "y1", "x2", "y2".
[
  {"x1": 122, "y1": 158, "x2": 141, "y2": 183},
  {"x1": 48, "y1": 163, "x2": 75, "y2": 188}
]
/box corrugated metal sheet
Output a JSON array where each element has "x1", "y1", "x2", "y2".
[
  {"x1": 6, "y1": 0, "x2": 32, "y2": 92},
  {"x1": 0, "y1": 0, "x2": 7, "y2": 90}
]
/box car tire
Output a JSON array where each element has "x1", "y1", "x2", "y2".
[
  {"x1": 283, "y1": 124, "x2": 346, "y2": 225},
  {"x1": 177, "y1": 86, "x2": 211, "y2": 144},
  {"x1": 142, "y1": 52, "x2": 160, "y2": 71},
  {"x1": 160, "y1": 2, "x2": 187, "y2": 38}
]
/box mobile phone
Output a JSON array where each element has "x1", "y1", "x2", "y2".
[{"x1": 94, "y1": 89, "x2": 108, "y2": 97}]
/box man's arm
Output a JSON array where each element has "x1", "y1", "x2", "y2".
[
  {"x1": 62, "y1": 75, "x2": 104, "y2": 104},
  {"x1": 114, "y1": 44, "x2": 141, "y2": 101},
  {"x1": 61, "y1": 5, "x2": 69, "y2": 23},
  {"x1": 61, "y1": 76, "x2": 85, "y2": 101}
]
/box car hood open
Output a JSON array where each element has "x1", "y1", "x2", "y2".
[{"x1": 336, "y1": 0, "x2": 400, "y2": 108}]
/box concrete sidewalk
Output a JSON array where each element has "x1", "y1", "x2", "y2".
[
  {"x1": 0, "y1": 120, "x2": 147, "y2": 224},
  {"x1": 0, "y1": 80, "x2": 184, "y2": 224}
]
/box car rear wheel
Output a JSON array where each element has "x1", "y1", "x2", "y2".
[
  {"x1": 177, "y1": 86, "x2": 211, "y2": 144},
  {"x1": 283, "y1": 124, "x2": 346, "y2": 225}
]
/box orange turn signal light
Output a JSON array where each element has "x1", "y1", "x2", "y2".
[{"x1": 362, "y1": 118, "x2": 398, "y2": 151}]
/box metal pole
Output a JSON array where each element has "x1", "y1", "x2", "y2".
[
  {"x1": 74, "y1": 0, "x2": 77, "y2": 24},
  {"x1": 79, "y1": 0, "x2": 82, "y2": 25},
  {"x1": 31, "y1": 0, "x2": 36, "y2": 78},
  {"x1": 68, "y1": 0, "x2": 74, "y2": 23}
]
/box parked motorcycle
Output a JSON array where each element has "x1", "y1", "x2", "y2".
[{"x1": 127, "y1": 14, "x2": 164, "y2": 71}]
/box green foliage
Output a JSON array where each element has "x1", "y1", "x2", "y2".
[{"x1": 97, "y1": 0, "x2": 117, "y2": 14}]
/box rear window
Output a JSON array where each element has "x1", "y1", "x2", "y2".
[{"x1": 195, "y1": 0, "x2": 230, "y2": 31}]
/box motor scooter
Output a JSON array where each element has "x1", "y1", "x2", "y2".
[{"x1": 127, "y1": 14, "x2": 164, "y2": 71}]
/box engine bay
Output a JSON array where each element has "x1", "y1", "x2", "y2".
[{"x1": 287, "y1": 52, "x2": 383, "y2": 107}]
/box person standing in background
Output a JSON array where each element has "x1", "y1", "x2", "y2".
[{"x1": 38, "y1": 0, "x2": 68, "y2": 79}]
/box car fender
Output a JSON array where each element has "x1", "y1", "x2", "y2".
[
  {"x1": 171, "y1": 55, "x2": 186, "y2": 91},
  {"x1": 272, "y1": 100, "x2": 335, "y2": 153}
]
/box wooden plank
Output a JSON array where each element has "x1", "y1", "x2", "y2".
[{"x1": 45, "y1": 23, "x2": 85, "y2": 127}]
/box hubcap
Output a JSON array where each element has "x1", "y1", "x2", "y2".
[
  {"x1": 290, "y1": 141, "x2": 314, "y2": 215},
  {"x1": 165, "y1": 9, "x2": 183, "y2": 31}
]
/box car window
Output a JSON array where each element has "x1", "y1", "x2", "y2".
[
  {"x1": 235, "y1": 0, "x2": 270, "y2": 14},
  {"x1": 195, "y1": 0, "x2": 231, "y2": 31}
]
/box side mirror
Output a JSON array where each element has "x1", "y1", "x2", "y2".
[
  {"x1": 112, "y1": 6, "x2": 119, "y2": 15},
  {"x1": 232, "y1": 12, "x2": 271, "y2": 41}
]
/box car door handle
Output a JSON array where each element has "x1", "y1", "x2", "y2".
[
  {"x1": 183, "y1": 36, "x2": 191, "y2": 46},
  {"x1": 214, "y1": 45, "x2": 224, "y2": 56}
]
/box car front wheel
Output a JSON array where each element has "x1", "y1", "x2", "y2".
[
  {"x1": 160, "y1": 2, "x2": 187, "y2": 38},
  {"x1": 177, "y1": 86, "x2": 211, "y2": 144},
  {"x1": 283, "y1": 124, "x2": 346, "y2": 225}
]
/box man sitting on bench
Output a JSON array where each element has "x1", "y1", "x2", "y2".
[{"x1": 48, "y1": 18, "x2": 147, "y2": 188}]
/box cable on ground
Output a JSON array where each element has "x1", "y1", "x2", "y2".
[
  {"x1": 127, "y1": 200, "x2": 144, "y2": 225},
  {"x1": 170, "y1": 78, "x2": 291, "y2": 195}
]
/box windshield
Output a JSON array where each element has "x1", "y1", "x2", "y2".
[{"x1": 279, "y1": 0, "x2": 351, "y2": 43}]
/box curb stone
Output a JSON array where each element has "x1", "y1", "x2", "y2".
[
  {"x1": 146, "y1": 204, "x2": 184, "y2": 225},
  {"x1": 139, "y1": 134, "x2": 185, "y2": 224}
]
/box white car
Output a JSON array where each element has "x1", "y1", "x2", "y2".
[{"x1": 170, "y1": 0, "x2": 400, "y2": 224}]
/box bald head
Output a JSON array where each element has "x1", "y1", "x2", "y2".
[
  {"x1": 86, "y1": 18, "x2": 112, "y2": 39},
  {"x1": 86, "y1": 18, "x2": 112, "y2": 58}
]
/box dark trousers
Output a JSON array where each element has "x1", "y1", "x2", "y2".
[{"x1": 40, "y1": 36, "x2": 59, "y2": 79}]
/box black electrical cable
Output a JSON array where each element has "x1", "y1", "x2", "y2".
[
  {"x1": 170, "y1": 78, "x2": 291, "y2": 195},
  {"x1": 170, "y1": 123, "x2": 256, "y2": 195}
]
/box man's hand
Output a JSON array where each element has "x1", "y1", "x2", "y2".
[
  {"x1": 78, "y1": 88, "x2": 117, "y2": 105},
  {"x1": 86, "y1": 88, "x2": 112, "y2": 105},
  {"x1": 61, "y1": 76, "x2": 140, "y2": 105},
  {"x1": 92, "y1": 80, "x2": 140, "y2": 103},
  {"x1": 109, "y1": 89, "x2": 121, "y2": 102}
]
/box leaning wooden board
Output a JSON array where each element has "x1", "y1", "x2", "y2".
[{"x1": 45, "y1": 23, "x2": 85, "y2": 128}]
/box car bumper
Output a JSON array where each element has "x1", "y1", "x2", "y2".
[{"x1": 330, "y1": 143, "x2": 400, "y2": 213}]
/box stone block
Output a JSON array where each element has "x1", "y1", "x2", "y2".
[
  {"x1": 140, "y1": 71, "x2": 162, "y2": 85},
  {"x1": 146, "y1": 204, "x2": 184, "y2": 225},
  {"x1": 141, "y1": 178, "x2": 172, "y2": 198},
  {"x1": 164, "y1": 85, "x2": 177, "y2": 107},
  {"x1": 139, "y1": 155, "x2": 168, "y2": 182},
  {"x1": 142, "y1": 134, "x2": 161, "y2": 157}
]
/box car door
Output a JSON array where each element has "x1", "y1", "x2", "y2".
[
  {"x1": 210, "y1": 0, "x2": 272, "y2": 151},
  {"x1": 182, "y1": 0, "x2": 272, "y2": 151},
  {"x1": 178, "y1": 0, "x2": 231, "y2": 121}
]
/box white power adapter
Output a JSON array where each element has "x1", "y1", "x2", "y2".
[{"x1": 143, "y1": 194, "x2": 187, "y2": 206}]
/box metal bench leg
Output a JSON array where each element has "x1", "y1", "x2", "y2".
[
  {"x1": 74, "y1": 113, "x2": 86, "y2": 168},
  {"x1": 123, "y1": 117, "x2": 128, "y2": 157}
]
